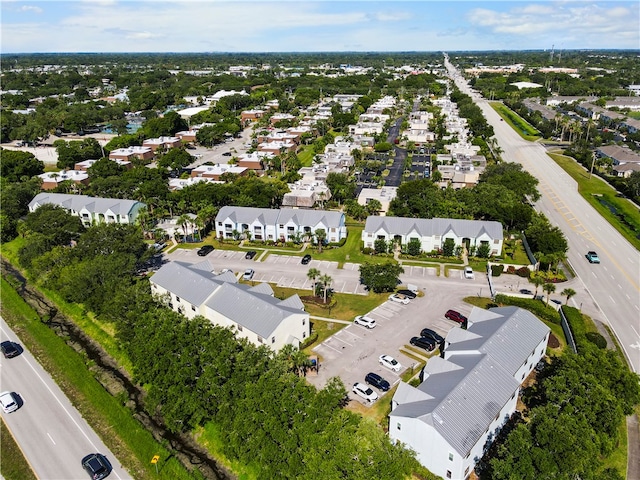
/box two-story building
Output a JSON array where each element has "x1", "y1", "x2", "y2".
[
  {"x1": 362, "y1": 216, "x2": 503, "y2": 256},
  {"x1": 215, "y1": 206, "x2": 347, "y2": 243},
  {"x1": 150, "y1": 259, "x2": 309, "y2": 351},
  {"x1": 390, "y1": 306, "x2": 550, "y2": 480},
  {"x1": 28, "y1": 192, "x2": 146, "y2": 226}
]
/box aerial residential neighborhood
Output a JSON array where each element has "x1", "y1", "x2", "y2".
[{"x1": 1, "y1": 3, "x2": 639, "y2": 479}]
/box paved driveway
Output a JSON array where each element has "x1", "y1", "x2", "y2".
[{"x1": 308, "y1": 286, "x2": 476, "y2": 406}]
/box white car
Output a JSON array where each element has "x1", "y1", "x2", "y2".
[
  {"x1": 354, "y1": 315, "x2": 376, "y2": 329},
  {"x1": 243, "y1": 268, "x2": 255, "y2": 280},
  {"x1": 463, "y1": 267, "x2": 474, "y2": 279},
  {"x1": 352, "y1": 383, "x2": 379, "y2": 402},
  {"x1": 388, "y1": 293, "x2": 410, "y2": 305},
  {"x1": 379, "y1": 354, "x2": 402, "y2": 372},
  {"x1": 0, "y1": 391, "x2": 18, "y2": 413}
]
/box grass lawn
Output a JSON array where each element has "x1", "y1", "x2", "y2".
[
  {"x1": 548, "y1": 152, "x2": 640, "y2": 250},
  {"x1": 271, "y1": 284, "x2": 387, "y2": 322},
  {"x1": 1, "y1": 418, "x2": 37, "y2": 480},
  {"x1": 490, "y1": 102, "x2": 541, "y2": 141},
  {"x1": 0, "y1": 277, "x2": 193, "y2": 480},
  {"x1": 297, "y1": 145, "x2": 315, "y2": 167}
]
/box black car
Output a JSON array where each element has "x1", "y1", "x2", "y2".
[
  {"x1": 245, "y1": 250, "x2": 257, "y2": 260},
  {"x1": 396, "y1": 289, "x2": 417, "y2": 299},
  {"x1": 81, "y1": 453, "x2": 112, "y2": 480},
  {"x1": 410, "y1": 336, "x2": 436, "y2": 351},
  {"x1": 519, "y1": 289, "x2": 533, "y2": 295},
  {"x1": 420, "y1": 328, "x2": 444, "y2": 344},
  {"x1": 301, "y1": 254, "x2": 312, "y2": 265},
  {"x1": 197, "y1": 245, "x2": 214, "y2": 256},
  {"x1": 364, "y1": 372, "x2": 391, "y2": 392},
  {"x1": 1, "y1": 341, "x2": 20, "y2": 358},
  {"x1": 222, "y1": 152, "x2": 232, "y2": 156}
]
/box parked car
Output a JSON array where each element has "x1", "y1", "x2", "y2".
[
  {"x1": 222, "y1": 151, "x2": 232, "y2": 156},
  {"x1": 365, "y1": 372, "x2": 391, "y2": 392},
  {"x1": 197, "y1": 245, "x2": 214, "y2": 256},
  {"x1": 1, "y1": 341, "x2": 20, "y2": 358},
  {"x1": 243, "y1": 269, "x2": 255, "y2": 280},
  {"x1": 245, "y1": 250, "x2": 257, "y2": 260},
  {"x1": 396, "y1": 289, "x2": 417, "y2": 299},
  {"x1": 301, "y1": 254, "x2": 312, "y2": 265},
  {"x1": 445, "y1": 309, "x2": 467, "y2": 324},
  {"x1": 420, "y1": 328, "x2": 444, "y2": 344},
  {"x1": 388, "y1": 293, "x2": 410, "y2": 305},
  {"x1": 379, "y1": 354, "x2": 402, "y2": 372},
  {"x1": 519, "y1": 289, "x2": 533, "y2": 295},
  {"x1": 0, "y1": 391, "x2": 19, "y2": 413},
  {"x1": 586, "y1": 251, "x2": 600, "y2": 264},
  {"x1": 354, "y1": 315, "x2": 376, "y2": 329},
  {"x1": 352, "y1": 382, "x2": 379, "y2": 402},
  {"x1": 410, "y1": 336, "x2": 436, "y2": 351},
  {"x1": 81, "y1": 453, "x2": 112, "y2": 480},
  {"x1": 463, "y1": 267, "x2": 474, "y2": 279}
]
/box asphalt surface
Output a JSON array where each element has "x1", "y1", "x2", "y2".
[
  {"x1": 445, "y1": 57, "x2": 640, "y2": 373},
  {"x1": 0, "y1": 317, "x2": 131, "y2": 480}
]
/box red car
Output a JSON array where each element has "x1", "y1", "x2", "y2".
[{"x1": 445, "y1": 309, "x2": 467, "y2": 324}]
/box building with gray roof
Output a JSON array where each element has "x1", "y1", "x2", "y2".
[
  {"x1": 362, "y1": 216, "x2": 503, "y2": 256},
  {"x1": 389, "y1": 307, "x2": 549, "y2": 480},
  {"x1": 216, "y1": 205, "x2": 346, "y2": 243},
  {"x1": 28, "y1": 192, "x2": 145, "y2": 226},
  {"x1": 150, "y1": 260, "x2": 309, "y2": 351}
]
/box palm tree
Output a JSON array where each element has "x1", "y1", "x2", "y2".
[
  {"x1": 531, "y1": 275, "x2": 545, "y2": 298},
  {"x1": 561, "y1": 288, "x2": 576, "y2": 305},
  {"x1": 176, "y1": 214, "x2": 192, "y2": 243},
  {"x1": 320, "y1": 274, "x2": 333, "y2": 303},
  {"x1": 543, "y1": 282, "x2": 556, "y2": 306},
  {"x1": 315, "y1": 228, "x2": 327, "y2": 253},
  {"x1": 307, "y1": 268, "x2": 321, "y2": 296}
]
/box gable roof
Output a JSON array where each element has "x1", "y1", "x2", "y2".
[
  {"x1": 364, "y1": 216, "x2": 502, "y2": 240},
  {"x1": 391, "y1": 307, "x2": 549, "y2": 457},
  {"x1": 28, "y1": 193, "x2": 144, "y2": 217},
  {"x1": 204, "y1": 282, "x2": 304, "y2": 338},
  {"x1": 150, "y1": 260, "x2": 305, "y2": 339},
  {"x1": 216, "y1": 205, "x2": 344, "y2": 229}
]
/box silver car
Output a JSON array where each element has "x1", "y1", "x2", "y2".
[
  {"x1": 354, "y1": 315, "x2": 376, "y2": 329},
  {"x1": 0, "y1": 391, "x2": 19, "y2": 413}
]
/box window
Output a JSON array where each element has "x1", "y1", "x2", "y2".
[
  {"x1": 494, "y1": 239, "x2": 500, "y2": 244},
  {"x1": 237, "y1": 325, "x2": 243, "y2": 332},
  {"x1": 449, "y1": 453, "x2": 454, "y2": 461},
  {"x1": 258, "y1": 336, "x2": 263, "y2": 343},
  {"x1": 271, "y1": 336, "x2": 276, "y2": 344},
  {"x1": 397, "y1": 423, "x2": 401, "y2": 430},
  {"x1": 191, "y1": 305, "x2": 196, "y2": 311},
  {"x1": 217, "y1": 222, "x2": 222, "y2": 226},
  {"x1": 302, "y1": 332, "x2": 306, "y2": 338},
  {"x1": 302, "y1": 319, "x2": 306, "y2": 325},
  {"x1": 176, "y1": 296, "x2": 181, "y2": 302},
  {"x1": 446, "y1": 471, "x2": 452, "y2": 479},
  {"x1": 464, "y1": 466, "x2": 470, "y2": 477},
  {"x1": 279, "y1": 224, "x2": 284, "y2": 228}
]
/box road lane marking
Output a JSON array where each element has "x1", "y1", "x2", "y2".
[
  {"x1": 47, "y1": 432, "x2": 56, "y2": 445},
  {"x1": 609, "y1": 295, "x2": 616, "y2": 304}
]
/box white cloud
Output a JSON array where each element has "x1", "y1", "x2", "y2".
[{"x1": 20, "y1": 5, "x2": 42, "y2": 13}]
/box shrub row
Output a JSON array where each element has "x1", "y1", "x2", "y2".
[{"x1": 494, "y1": 294, "x2": 560, "y2": 324}]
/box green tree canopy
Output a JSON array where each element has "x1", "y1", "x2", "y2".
[
  {"x1": 0, "y1": 148, "x2": 45, "y2": 181},
  {"x1": 359, "y1": 262, "x2": 405, "y2": 293}
]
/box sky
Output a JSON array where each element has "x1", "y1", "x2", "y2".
[{"x1": 1, "y1": 1, "x2": 638, "y2": 54}]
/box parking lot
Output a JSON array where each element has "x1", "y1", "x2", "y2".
[
  {"x1": 307, "y1": 286, "x2": 476, "y2": 406},
  {"x1": 166, "y1": 248, "x2": 369, "y2": 294}
]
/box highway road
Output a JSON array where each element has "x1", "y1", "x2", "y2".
[
  {"x1": 444, "y1": 56, "x2": 640, "y2": 372},
  {"x1": 0, "y1": 317, "x2": 131, "y2": 480}
]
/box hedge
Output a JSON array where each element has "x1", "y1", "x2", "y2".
[{"x1": 494, "y1": 294, "x2": 560, "y2": 324}]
